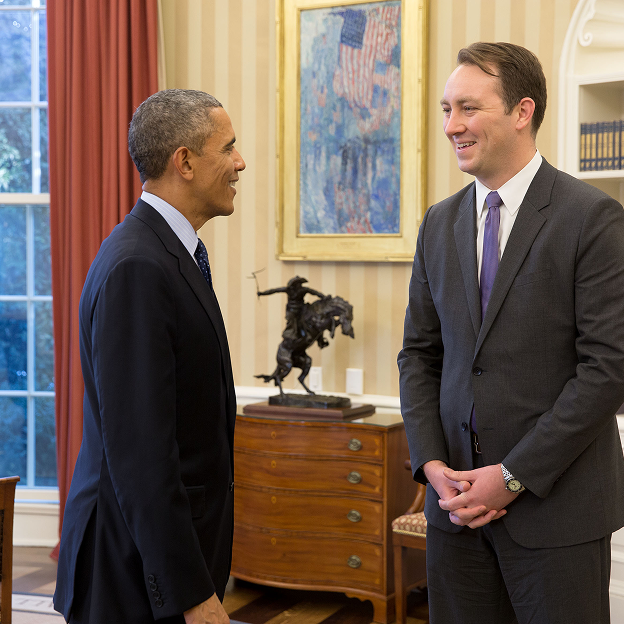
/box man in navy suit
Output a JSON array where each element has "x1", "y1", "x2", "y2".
[
  {"x1": 399, "y1": 43, "x2": 624, "y2": 623},
  {"x1": 54, "y1": 89, "x2": 245, "y2": 624}
]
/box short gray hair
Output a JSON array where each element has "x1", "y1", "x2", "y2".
[{"x1": 128, "y1": 89, "x2": 223, "y2": 183}]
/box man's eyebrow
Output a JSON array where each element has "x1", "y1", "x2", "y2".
[
  {"x1": 440, "y1": 97, "x2": 478, "y2": 107},
  {"x1": 224, "y1": 136, "x2": 236, "y2": 148}
]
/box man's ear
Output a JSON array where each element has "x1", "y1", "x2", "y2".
[
  {"x1": 515, "y1": 97, "x2": 535, "y2": 132},
  {"x1": 172, "y1": 146, "x2": 194, "y2": 180}
]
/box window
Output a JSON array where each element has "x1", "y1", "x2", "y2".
[{"x1": 0, "y1": 0, "x2": 55, "y2": 488}]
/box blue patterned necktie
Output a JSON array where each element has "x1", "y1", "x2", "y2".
[
  {"x1": 480, "y1": 191, "x2": 502, "y2": 317},
  {"x1": 194, "y1": 238, "x2": 213, "y2": 290},
  {"x1": 471, "y1": 190, "x2": 502, "y2": 437}
]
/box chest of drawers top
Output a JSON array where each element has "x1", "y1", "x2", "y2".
[{"x1": 234, "y1": 409, "x2": 403, "y2": 460}]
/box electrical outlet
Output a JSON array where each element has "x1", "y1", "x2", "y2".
[
  {"x1": 346, "y1": 368, "x2": 363, "y2": 395},
  {"x1": 309, "y1": 367, "x2": 323, "y2": 393}
]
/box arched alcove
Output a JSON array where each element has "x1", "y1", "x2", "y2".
[{"x1": 558, "y1": 0, "x2": 624, "y2": 203}]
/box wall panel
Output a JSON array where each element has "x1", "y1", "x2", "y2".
[{"x1": 160, "y1": 0, "x2": 577, "y2": 397}]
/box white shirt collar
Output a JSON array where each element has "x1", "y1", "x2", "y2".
[
  {"x1": 140, "y1": 191, "x2": 199, "y2": 260},
  {"x1": 475, "y1": 150, "x2": 543, "y2": 217}
]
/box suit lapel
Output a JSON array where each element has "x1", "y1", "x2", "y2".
[
  {"x1": 474, "y1": 160, "x2": 556, "y2": 356},
  {"x1": 177, "y1": 249, "x2": 234, "y2": 378},
  {"x1": 454, "y1": 185, "x2": 481, "y2": 338},
  {"x1": 130, "y1": 200, "x2": 236, "y2": 414}
]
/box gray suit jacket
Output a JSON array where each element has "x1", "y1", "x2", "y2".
[{"x1": 398, "y1": 159, "x2": 624, "y2": 548}]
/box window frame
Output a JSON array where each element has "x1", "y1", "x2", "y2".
[{"x1": 0, "y1": 0, "x2": 55, "y2": 491}]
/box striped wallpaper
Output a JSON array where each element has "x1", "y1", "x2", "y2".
[{"x1": 159, "y1": 0, "x2": 578, "y2": 398}]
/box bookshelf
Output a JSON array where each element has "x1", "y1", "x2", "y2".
[{"x1": 558, "y1": 0, "x2": 624, "y2": 203}]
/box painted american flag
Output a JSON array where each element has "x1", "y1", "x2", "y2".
[{"x1": 332, "y1": 3, "x2": 400, "y2": 132}]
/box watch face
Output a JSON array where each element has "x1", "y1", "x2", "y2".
[{"x1": 506, "y1": 479, "x2": 524, "y2": 493}]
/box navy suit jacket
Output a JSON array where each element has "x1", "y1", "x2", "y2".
[
  {"x1": 54, "y1": 199, "x2": 236, "y2": 622},
  {"x1": 398, "y1": 160, "x2": 624, "y2": 548}
]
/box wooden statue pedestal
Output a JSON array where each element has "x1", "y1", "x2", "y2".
[{"x1": 230, "y1": 407, "x2": 421, "y2": 624}]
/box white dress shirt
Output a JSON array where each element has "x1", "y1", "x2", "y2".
[
  {"x1": 475, "y1": 150, "x2": 543, "y2": 283},
  {"x1": 141, "y1": 191, "x2": 199, "y2": 265}
]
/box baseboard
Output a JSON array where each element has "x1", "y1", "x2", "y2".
[{"x1": 14, "y1": 500, "x2": 59, "y2": 547}]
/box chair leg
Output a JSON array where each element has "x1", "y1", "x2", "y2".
[{"x1": 393, "y1": 542, "x2": 407, "y2": 624}]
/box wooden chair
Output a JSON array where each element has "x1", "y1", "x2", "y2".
[
  {"x1": 392, "y1": 461, "x2": 428, "y2": 624},
  {"x1": 0, "y1": 476, "x2": 20, "y2": 624}
]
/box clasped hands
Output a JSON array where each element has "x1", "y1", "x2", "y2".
[{"x1": 423, "y1": 460, "x2": 520, "y2": 529}]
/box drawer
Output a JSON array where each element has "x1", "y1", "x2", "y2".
[
  {"x1": 234, "y1": 450, "x2": 383, "y2": 496},
  {"x1": 234, "y1": 418, "x2": 383, "y2": 460},
  {"x1": 232, "y1": 524, "x2": 384, "y2": 592},
  {"x1": 234, "y1": 484, "x2": 383, "y2": 539}
]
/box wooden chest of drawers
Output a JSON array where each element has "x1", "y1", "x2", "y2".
[{"x1": 230, "y1": 409, "x2": 419, "y2": 623}]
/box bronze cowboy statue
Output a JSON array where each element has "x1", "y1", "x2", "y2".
[{"x1": 255, "y1": 276, "x2": 354, "y2": 400}]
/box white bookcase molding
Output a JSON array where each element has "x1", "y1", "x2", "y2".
[{"x1": 558, "y1": 0, "x2": 624, "y2": 204}]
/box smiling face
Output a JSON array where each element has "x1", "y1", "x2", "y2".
[
  {"x1": 441, "y1": 63, "x2": 531, "y2": 189},
  {"x1": 190, "y1": 107, "x2": 246, "y2": 223}
]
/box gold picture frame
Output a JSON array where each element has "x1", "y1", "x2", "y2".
[{"x1": 276, "y1": 0, "x2": 427, "y2": 262}]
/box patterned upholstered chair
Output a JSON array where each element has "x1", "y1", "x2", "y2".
[
  {"x1": 392, "y1": 462, "x2": 428, "y2": 624},
  {"x1": 0, "y1": 476, "x2": 20, "y2": 624}
]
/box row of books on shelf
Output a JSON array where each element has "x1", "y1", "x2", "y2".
[{"x1": 580, "y1": 121, "x2": 624, "y2": 172}]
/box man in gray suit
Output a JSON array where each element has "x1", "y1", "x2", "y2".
[{"x1": 398, "y1": 42, "x2": 624, "y2": 623}]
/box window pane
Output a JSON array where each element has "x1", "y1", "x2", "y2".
[
  {"x1": 35, "y1": 396, "x2": 56, "y2": 486},
  {"x1": 35, "y1": 301, "x2": 53, "y2": 391},
  {"x1": 0, "y1": 204, "x2": 27, "y2": 294},
  {"x1": 39, "y1": 11, "x2": 46, "y2": 101},
  {"x1": 39, "y1": 107, "x2": 48, "y2": 192},
  {"x1": 0, "y1": 396, "x2": 27, "y2": 479},
  {"x1": 0, "y1": 302, "x2": 27, "y2": 390},
  {"x1": 34, "y1": 204, "x2": 51, "y2": 295},
  {"x1": 0, "y1": 108, "x2": 32, "y2": 192},
  {"x1": 0, "y1": 11, "x2": 32, "y2": 101}
]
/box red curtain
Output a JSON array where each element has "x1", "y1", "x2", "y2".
[{"x1": 47, "y1": 0, "x2": 159, "y2": 555}]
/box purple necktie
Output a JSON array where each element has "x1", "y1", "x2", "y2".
[
  {"x1": 471, "y1": 190, "x2": 502, "y2": 436},
  {"x1": 480, "y1": 191, "x2": 502, "y2": 316}
]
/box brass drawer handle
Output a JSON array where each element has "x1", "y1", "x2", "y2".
[
  {"x1": 347, "y1": 555, "x2": 362, "y2": 569},
  {"x1": 347, "y1": 509, "x2": 362, "y2": 523},
  {"x1": 347, "y1": 471, "x2": 362, "y2": 484},
  {"x1": 348, "y1": 438, "x2": 362, "y2": 451}
]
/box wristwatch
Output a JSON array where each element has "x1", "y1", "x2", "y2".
[{"x1": 501, "y1": 464, "x2": 525, "y2": 493}]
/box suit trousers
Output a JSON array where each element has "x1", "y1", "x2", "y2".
[{"x1": 425, "y1": 455, "x2": 612, "y2": 624}]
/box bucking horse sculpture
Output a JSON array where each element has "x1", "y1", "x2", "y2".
[{"x1": 255, "y1": 276, "x2": 354, "y2": 395}]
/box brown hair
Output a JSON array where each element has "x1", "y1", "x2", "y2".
[{"x1": 457, "y1": 42, "x2": 547, "y2": 137}]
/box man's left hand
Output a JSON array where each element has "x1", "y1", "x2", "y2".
[{"x1": 438, "y1": 464, "x2": 519, "y2": 528}]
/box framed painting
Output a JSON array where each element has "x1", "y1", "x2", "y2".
[{"x1": 276, "y1": 0, "x2": 427, "y2": 262}]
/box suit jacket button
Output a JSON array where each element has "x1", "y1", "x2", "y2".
[
  {"x1": 472, "y1": 367, "x2": 482, "y2": 376},
  {"x1": 461, "y1": 422, "x2": 468, "y2": 431},
  {"x1": 150, "y1": 582, "x2": 157, "y2": 591},
  {"x1": 147, "y1": 575, "x2": 155, "y2": 583},
  {"x1": 153, "y1": 591, "x2": 161, "y2": 599},
  {"x1": 155, "y1": 599, "x2": 163, "y2": 608}
]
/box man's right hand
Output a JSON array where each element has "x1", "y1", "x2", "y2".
[
  {"x1": 184, "y1": 593, "x2": 229, "y2": 624},
  {"x1": 423, "y1": 460, "x2": 472, "y2": 504}
]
